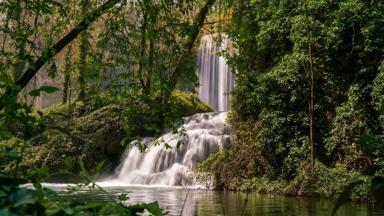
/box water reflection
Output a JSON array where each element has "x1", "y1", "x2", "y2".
[{"x1": 48, "y1": 185, "x2": 384, "y2": 216}]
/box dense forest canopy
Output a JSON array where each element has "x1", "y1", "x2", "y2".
[{"x1": 1, "y1": 0, "x2": 384, "y2": 215}]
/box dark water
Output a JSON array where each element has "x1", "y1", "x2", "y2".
[{"x1": 45, "y1": 184, "x2": 384, "y2": 216}]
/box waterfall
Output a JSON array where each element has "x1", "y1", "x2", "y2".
[
  {"x1": 196, "y1": 34, "x2": 234, "y2": 112},
  {"x1": 105, "y1": 112, "x2": 230, "y2": 186}
]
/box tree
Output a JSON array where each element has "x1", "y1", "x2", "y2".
[
  {"x1": 62, "y1": 44, "x2": 72, "y2": 104},
  {"x1": 76, "y1": 0, "x2": 91, "y2": 101},
  {"x1": 1, "y1": 0, "x2": 123, "y2": 107},
  {"x1": 220, "y1": 0, "x2": 384, "y2": 184}
]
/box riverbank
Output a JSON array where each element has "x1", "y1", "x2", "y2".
[
  {"x1": 198, "y1": 154, "x2": 372, "y2": 202},
  {"x1": 0, "y1": 91, "x2": 212, "y2": 176},
  {"x1": 42, "y1": 183, "x2": 384, "y2": 216}
]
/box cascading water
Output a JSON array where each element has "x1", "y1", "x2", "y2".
[
  {"x1": 106, "y1": 112, "x2": 230, "y2": 186},
  {"x1": 196, "y1": 34, "x2": 234, "y2": 112},
  {"x1": 104, "y1": 35, "x2": 234, "y2": 187}
]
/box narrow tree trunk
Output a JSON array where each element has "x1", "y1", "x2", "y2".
[
  {"x1": 144, "y1": 1, "x2": 157, "y2": 95},
  {"x1": 12, "y1": 0, "x2": 27, "y2": 81},
  {"x1": 77, "y1": 0, "x2": 90, "y2": 101},
  {"x1": 304, "y1": 0, "x2": 315, "y2": 173},
  {"x1": 62, "y1": 45, "x2": 72, "y2": 104},
  {"x1": 145, "y1": 35, "x2": 154, "y2": 95}
]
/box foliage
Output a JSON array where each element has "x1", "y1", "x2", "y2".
[
  {"x1": 197, "y1": 151, "x2": 226, "y2": 173},
  {"x1": 0, "y1": 0, "x2": 220, "y2": 215},
  {"x1": 218, "y1": 0, "x2": 384, "y2": 189},
  {"x1": 0, "y1": 80, "x2": 164, "y2": 215},
  {"x1": 285, "y1": 161, "x2": 370, "y2": 199},
  {"x1": 12, "y1": 90, "x2": 210, "y2": 175},
  {"x1": 332, "y1": 135, "x2": 384, "y2": 214},
  {"x1": 122, "y1": 90, "x2": 212, "y2": 146}
]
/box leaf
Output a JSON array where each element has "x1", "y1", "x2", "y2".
[
  {"x1": 29, "y1": 86, "x2": 59, "y2": 97},
  {"x1": 164, "y1": 143, "x2": 171, "y2": 149},
  {"x1": 0, "y1": 208, "x2": 14, "y2": 216},
  {"x1": 176, "y1": 141, "x2": 184, "y2": 149},
  {"x1": 73, "y1": 202, "x2": 103, "y2": 212},
  {"x1": 118, "y1": 193, "x2": 129, "y2": 202},
  {"x1": 42, "y1": 187, "x2": 58, "y2": 198},
  {"x1": 9, "y1": 188, "x2": 38, "y2": 207},
  {"x1": 143, "y1": 202, "x2": 164, "y2": 216},
  {"x1": 94, "y1": 160, "x2": 106, "y2": 178},
  {"x1": 48, "y1": 61, "x2": 57, "y2": 78}
]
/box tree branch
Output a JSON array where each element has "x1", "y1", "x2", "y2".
[
  {"x1": 15, "y1": 0, "x2": 121, "y2": 90},
  {"x1": 161, "y1": 0, "x2": 216, "y2": 103}
]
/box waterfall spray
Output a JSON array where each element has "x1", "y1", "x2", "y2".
[{"x1": 106, "y1": 112, "x2": 230, "y2": 186}]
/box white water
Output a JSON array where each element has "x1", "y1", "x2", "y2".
[
  {"x1": 104, "y1": 35, "x2": 234, "y2": 187},
  {"x1": 105, "y1": 112, "x2": 230, "y2": 186},
  {"x1": 196, "y1": 34, "x2": 234, "y2": 112}
]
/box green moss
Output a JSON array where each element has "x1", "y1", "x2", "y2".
[
  {"x1": 20, "y1": 91, "x2": 211, "y2": 176},
  {"x1": 197, "y1": 151, "x2": 225, "y2": 172},
  {"x1": 21, "y1": 104, "x2": 125, "y2": 176},
  {"x1": 169, "y1": 90, "x2": 212, "y2": 116},
  {"x1": 121, "y1": 90, "x2": 212, "y2": 143}
]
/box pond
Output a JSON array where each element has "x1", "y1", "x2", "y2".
[{"x1": 45, "y1": 184, "x2": 384, "y2": 216}]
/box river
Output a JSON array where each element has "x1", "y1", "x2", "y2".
[{"x1": 45, "y1": 184, "x2": 384, "y2": 216}]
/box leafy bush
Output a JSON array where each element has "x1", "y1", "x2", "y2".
[
  {"x1": 122, "y1": 90, "x2": 212, "y2": 145},
  {"x1": 18, "y1": 90, "x2": 211, "y2": 175},
  {"x1": 216, "y1": 0, "x2": 384, "y2": 196},
  {"x1": 0, "y1": 84, "x2": 165, "y2": 215}
]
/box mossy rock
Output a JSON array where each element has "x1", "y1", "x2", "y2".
[
  {"x1": 22, "y1": 104, "x2": 125, "y2": 176},
  {"x1": 169, "y1": 90, "x2": 212, "y2": 116},
  {"x1": 21, "y1": 91, "x2": 211, "y2": 176}
]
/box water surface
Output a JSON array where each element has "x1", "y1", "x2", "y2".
[{"x1": 46, "y1": 184, "x2": 384, "y2": 216}]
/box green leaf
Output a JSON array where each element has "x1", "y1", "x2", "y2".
[
  {"x1": 176, "y1": 141, "x2": 184, "y2": 149},
  {"x1": 94, "y1": 160, "x2": 106, "y2": 178},
  {"x1": 143, "y1": 202, "x2": 164, "y2": 216},
  {"x1": 118, "y1": 193, "x2": 129, "y2": 202},
  {"x1": 9, "y1": 188, "x2": 38, "y2": 207},
  {"x1": 29, "y1": 86, "x2": 59, "y2": 97},
  {"x1": 164, "y1": 143, "x2": 171, "y2": 149},
  {"x1": 0, "y1": 208, "x2": 15, "y2": 216},
  {"x1": 48, "y1": 61, "x2": 57, "y2": 78}
]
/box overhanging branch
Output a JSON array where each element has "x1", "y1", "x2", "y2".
[{"x1": 15, "y1": 0, "x2": 122, "y2": 90}]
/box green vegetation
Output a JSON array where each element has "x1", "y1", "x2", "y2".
[
  {"x1": 197, "y1": 0, "x2": 384, "y2": 207},
  {"x1": 1, "y1": 0, "x2": 384, "y2": 214},
  {"x1": 0, "y1": 0, "x2": 215, "y2": 214},
  {"x1": 14, "y1": 91, "x2": 210, "y2": 175}
]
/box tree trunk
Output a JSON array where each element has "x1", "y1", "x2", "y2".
[
  {"x1": 12, "y1": 0, "x2": 121, "y2": 93},
  {"x1": 1, "y1": 0, "x2": 121, "y2": 111},
  {"x1": 77, "y1": 0, "x2": 90, "y2": 101},
  {"x1": 304, "y1": 0, "x2": 315, "y2": 173},
  {"x1": 138, "y1": 1, "x2": 148, "y2": 94},
  {"x1": 62, "y1": 45, "x2": 72, "y2": 104},
  {"x1": 160, "y1": 0, "x2": 216, "y2": 104}
]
